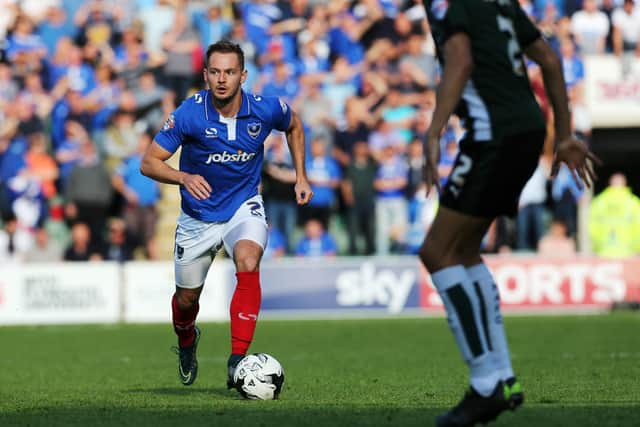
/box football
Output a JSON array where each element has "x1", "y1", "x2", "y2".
[{"x1": 232, "y1": 353, "x2": 285, "y2": 400}]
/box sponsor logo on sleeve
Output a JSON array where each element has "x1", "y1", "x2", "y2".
[
  {"x1": 431, "y1": 0, "x2": 449, "y2": 19},
  {"x1": 278, "y1": 98, "x2": 288, "y2": 114},
  {"x1": 162, "y1": 114, "x2": 175, "y2": 131}
]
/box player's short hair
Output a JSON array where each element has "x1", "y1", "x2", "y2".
[{"x1": 205, "y1": 40, "x2": 245, "y2": 71}]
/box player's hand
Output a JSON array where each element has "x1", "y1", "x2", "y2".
[
  {"x1": 181, "y1": 173, "x2": 212, "y2": 200},
  {"x1": 551, "y1": 136, "x2": 602, "y2": 190},
  {"x1": 294, "y1": 179, "x2": 313, "y2": 205},
  {"x1": 423, "y1": 134, "x2": 441, "y2": 196}
]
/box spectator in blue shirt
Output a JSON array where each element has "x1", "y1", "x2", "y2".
[
  {"x1": 263, "y1": 226, "x2": 287, "y2": 260},
  {"x1": 261, "y1": 60, "x2": 301, "y2": 103},
  {"x1": 192, "y1": 3, "x2": 232, "y2": 49},
  {"x1": 295, "y1": 218, "x2": 338, "y2": 257},
  {"x1": 301, "y1": 136, "x2": 341, "y2": 229},
  {"x1": 328, "y1": 12, "x2": 366, "y2": 64},
  {"x1": 55, "y1": 121, "x2": 89, "y2": 189},
  {"x1": 37, "y1": 5, "x2": 77, "y2": 56},
  {"x1": 48, "y1": 44, "x2": 96, "y2": 95},
  {"x1": 381, "y1": 88, "x2": 417, "y2": 144},
  {"x1": 263, "y1": 132, "x2": 298, "y2": 253},
  {"x1": 0, "y1": 138, "x2": 28, "y2": 218},
  {"x1": 239, "y1": 0, "x2": 281, "y2": 54},
  {"x1": 374, "y1": 144, "x2": 408, "y2": 255},
  {"x1": 6, "y1": 15, "x2": 47, "y2": 66},
  {"x1": 112, "y1": 131, "x2": 161, "y2": 259},
  {"x1": 51, "y1": 90, "x2": 93, "y2": 150},
  {"x1": 560, "y1": 38, "x2": 584, "y2": 89},
  {"x1": 552, "y1": 164, "x2": 584, "y2": 237}
]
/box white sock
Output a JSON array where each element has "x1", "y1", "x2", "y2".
[
  {"x1": 431, "y1": 265, "x2": 501, "y2": 396},
  {"x1": 466, "y1": 263, "x2": 514, "y2": 382}
]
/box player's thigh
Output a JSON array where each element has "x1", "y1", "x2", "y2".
[
  {"x1": 440, "y1": 129, "x2": 545, "y2": 218},
  {"x1": 174, "y1": 212, "x2": 224, "y2": 288},
  {"x1": 222, "y1": 195, "x2": 268, "y2": 260}
]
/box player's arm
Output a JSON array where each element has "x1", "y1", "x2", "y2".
[
  {"x1": 140, "y1": 141, "x2": 212, "y2": 200},
  {"x1": 284, "y1": 110, "x2": 313, "y2": 205},
  {"x1": 524, "y1": 39, "x2": 571, "y2": 142},
  {"x1": 424, "y1": 32, "x2": 473, "y2": 195},
  {"x1": 524, "y1": 38, "x2": 600, "y2": 187}
]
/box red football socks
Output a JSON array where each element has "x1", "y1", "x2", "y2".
[
  {"x1": 172, "y1": 293, "x2": 199, "y2": 348},
  {"x1": 230, "y1": 271, "x2": 261, "y2": 355}
]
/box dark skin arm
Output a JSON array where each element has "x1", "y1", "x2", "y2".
[
  {"x1": 423, "y1": 32, "x2": 474, "y2": 196},
  {"x1": 524, "y1": 38, "x2": 601, "y2": 187}
]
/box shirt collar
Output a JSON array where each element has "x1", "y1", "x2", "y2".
[{"x1": 204, "y1": 90, "x2": 251, "y2": 121}]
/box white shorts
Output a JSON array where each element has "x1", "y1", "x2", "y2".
[{"x1": 174, "y1": 195, "x2": 268, "y2": 289}]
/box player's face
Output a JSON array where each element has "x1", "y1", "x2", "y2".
[{"x1": 204, "y1": 52, "x2": 247, "y2": 104}]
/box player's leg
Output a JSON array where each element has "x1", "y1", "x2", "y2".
[
  {"x1": 228, "y1": 239, "x2": 264, "y2": 372},
  {"x1": 222, "y1": 195, "x2": 268, "y2": 387},
  {"x1": 421, "y1": 207, "x2": 516, "y2": 427},
  {"x1": 457, "y1": 134, "x2": 545, "y2": 412},
  {"x1": 465, "y1": 261, "x2": 523, "y2": 409},
  {"x1": 173, "y1": 285, "x2": 202, "y2": 348},
  {"x1": 171, "y1": 213, "x2": 221, "y2": 386},
  {"x1": 172, "y1": 255, "x2": 211, "y2": 386},
  {"x1": 419, "y1": 206, "x2": 498, "y2": 396},
  {"x1": 426, "y1": 131, "x2": 544, "y2": 426}
]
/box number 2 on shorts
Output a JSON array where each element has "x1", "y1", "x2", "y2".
[{"x1": 449, "y1": 154, "x2": 472, "y2": 198}]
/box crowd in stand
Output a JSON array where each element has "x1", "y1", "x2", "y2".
[{"x1": 0, "y1": 0, "x2": 639, "y2": 262}]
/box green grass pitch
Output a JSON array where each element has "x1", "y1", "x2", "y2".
[{"x1": 1, "y1": 314, "x2": 639, "y2": 426}]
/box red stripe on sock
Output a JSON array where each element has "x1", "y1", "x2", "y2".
[
  {"x1": 172, "y1": 294, "x2": 199, "y2": 348},
  {"x1": 230, "y1": 271, "x2": 261, "y2": 355}
]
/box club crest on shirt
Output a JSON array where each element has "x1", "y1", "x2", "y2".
[
  {"x1": 162, "y1": 114, "x2": 175, "y2": 131},
  {"x1": 247, "y1": 122, "x2": 261, "y2": 138},
  {"x1": 431, "y1": 0, "x2": 449, "y2": 19}
]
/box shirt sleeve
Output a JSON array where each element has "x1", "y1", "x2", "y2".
[
  {"x1": 154, "y1": 104, "x2": 186, "y2": 154},
  {"x1": 513, "y1": 1, "x2": 541, "y2": 48},
  {"x1": 427, "y1": 0, "x2": 471, "y2": 44},
  {"x1": 268, "y1": 97, "x2": 292, "y2": 132}
]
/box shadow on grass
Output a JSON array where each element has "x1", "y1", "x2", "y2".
[
  {"x1": 128, "y1": 386, "x2": 233, "y2": 398},
  {"x1": 1, "y1": 405, "x2": 639, "y2": 427}
]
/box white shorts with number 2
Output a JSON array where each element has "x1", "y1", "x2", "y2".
[{"x1": 174, "y1": 195, "x2": 268, "y2": 289}]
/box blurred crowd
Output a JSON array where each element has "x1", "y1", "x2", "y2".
[{"x1": 0, "y1": 0, "x2": 639, "y2": 263}]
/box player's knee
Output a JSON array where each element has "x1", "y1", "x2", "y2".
[
  {"x1": 419, "y1": 238, "x2": 455, "y2": 272},
  {"x1": 175, "y1": 289, "x2": 199, "y2": 310},
  {"x1": 235, "y1": 256, "x2": 260, "y2": 273},
  {"x1": 419, "y1": 240, "x2": 439, "y2": 272}
]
